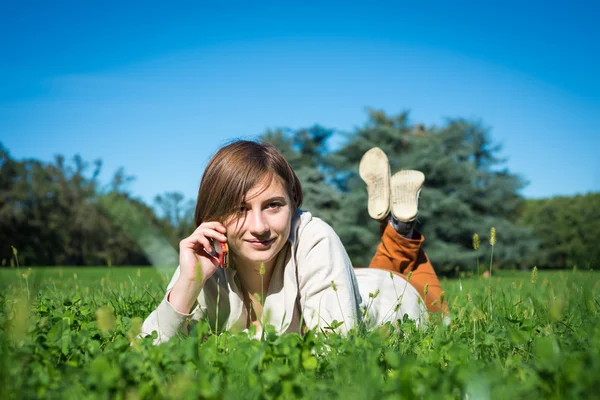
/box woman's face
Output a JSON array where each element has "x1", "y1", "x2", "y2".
[{"x1": 225, "y1": 174, "x2": 293, "y2": 270}]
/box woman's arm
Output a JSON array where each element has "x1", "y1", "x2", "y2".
[
  {"x1": 295, "y1": 219, "x2": 362, "y2": 334},
  {"x1": 140, "y1": 221, "x2": 226, "y2": 344},
  {"x1": 140, "y1": 266, "x2": 207, "y2": 344}
]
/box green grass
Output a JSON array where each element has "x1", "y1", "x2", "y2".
[{"x1": 1, "y1": 267, "x2": 599, "y2": 399}]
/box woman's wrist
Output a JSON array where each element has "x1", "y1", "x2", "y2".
[{"x1": 168, "y1": 277, "x2": 204, "y2": 314}]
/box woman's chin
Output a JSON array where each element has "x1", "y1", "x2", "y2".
[
  {"x1": 247, "y1": 251, "x2": 276, "y2": 266},
  {"x1": 234, "y1": 248, "x2": 277, "y2": 267}
]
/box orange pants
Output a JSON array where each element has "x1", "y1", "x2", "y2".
[{"x1": 367, "y1": 223, "x2": 448, "y2": 314}]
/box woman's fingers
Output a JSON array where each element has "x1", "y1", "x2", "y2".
[
  {"x1": 176, "y1": 221, "x2": 229, "y2": 283},
  {"x1": 192, "y1": 221, "x2": 226, "y2": 235},
  {"x1": 181, "y1": 228, "x2": 226, "y2": 255},
  {"x1": 177, "y1": 221, "x2": 228, "y2": 275},
  {"x1": 185, "y1": 232, "x2": 226, "y2": 254},
  {"x1": 180, "y1": 233, "x2": 209, "y2": 251},
  {"x1": 185, "y1": 224, "x2": 227, "y2": 242}
]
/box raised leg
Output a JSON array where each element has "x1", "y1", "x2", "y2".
[{"x1": 369, "y1": 223, "x2": 447, "y2": 313}]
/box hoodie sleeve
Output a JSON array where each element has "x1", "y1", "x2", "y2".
[
  {"x1": 294, "y1": 219, "x2": 362, "y2": 334},
  {"x1": 140, "y1": 266, "x2": 206, "y2": 344}
]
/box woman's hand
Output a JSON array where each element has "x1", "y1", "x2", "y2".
[
  {"x1": 179, "y1": 221, "x2": 228, "y2": 283},
  {"x1": 168, "y1": 221, "x2": 227, "y2": 313}
]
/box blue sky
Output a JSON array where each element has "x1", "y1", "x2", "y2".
[{"x1": 1, "y1": 1, "x2": 598, "y2": 206}]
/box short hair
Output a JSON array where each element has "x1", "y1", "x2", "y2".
[{"x1": 193, "y1": 140, "x2": 303, "y2": 227}]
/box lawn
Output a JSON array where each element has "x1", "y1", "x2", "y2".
[{"x1": 1, "y1": 266, "x2": 599, "y2": 399}]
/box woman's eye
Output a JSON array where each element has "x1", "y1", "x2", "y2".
[{"x1": 267, "y1": 202, "x2": 282, "y2": 209}]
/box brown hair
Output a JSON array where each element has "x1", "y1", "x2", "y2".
[{"x1": 194, "y1": 140, "x2": 303, "y2": 227}]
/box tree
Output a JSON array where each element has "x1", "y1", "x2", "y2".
[
  {"x1": 0, "y1": 144, "x2": 151, "y2": 266},
  {"x1": 329, "y1": 110, "x2": 539, "y2": 271},
  {"x1": 153, "y1": 191, "x2": 195, "y2": 248},
  {"x1": 518, "y1": 193, "x2": 600, "y2": 269}
]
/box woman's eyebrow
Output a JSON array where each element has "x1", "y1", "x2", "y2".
[
  {"x1": 264, "y1": 196, "x2": 287, "y2": 203},
  {"x1": 241, "y1": 196, "x2": 287, "y2": 206}
]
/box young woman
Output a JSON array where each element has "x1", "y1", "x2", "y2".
[{"x1": 141, "y1": 141, "x2": 446, "y2": 343}]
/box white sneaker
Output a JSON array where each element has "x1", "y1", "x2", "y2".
[
  {"x1": 359, "y1": 147, "x2": 391, "y2": 221},
  {"x1": 390, "y1": 170, "x2": 424, "y2": 222}
]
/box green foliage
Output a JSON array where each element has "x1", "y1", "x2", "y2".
[
  {"x1": 518, "y1": 193, "x2": 600, "y2": 268},
  {"x1": 153, "y1": 191, "x2": 196, "y2": 248},
  {"x1": 1, "y1": 268, "x2": 599, "y2": 398},
  {"x1": 0, "y1": 144, "x2": 186, "y2": 267},
  {"x1": 399, "y1": 118, "x2": 538, "y2": 271},
  {"x1": 98, "y1": 193, "x2": 179, "y2": 267},
  {"x1": 0, "y1": 145, "x2": 139, "y2": 265}
]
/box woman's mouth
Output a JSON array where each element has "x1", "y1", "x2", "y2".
[{"x1": 246, "y1": 238, "x2": 275, "y2": 248}]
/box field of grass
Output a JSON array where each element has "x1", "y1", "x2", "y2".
[{"x1": 1, "y1": 266, "x2": 599, "y2": 399}]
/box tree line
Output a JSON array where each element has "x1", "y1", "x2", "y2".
[
  {"x1": 1, "y1": 110, "x2": 597, "y2": 271},
  {"x1": 518, "y1": 194, "x2": 600, "y2": 269}
]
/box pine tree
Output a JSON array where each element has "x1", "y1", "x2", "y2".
[{"x1": 330, "y1": 110, "x2": 538, "y2": 271}]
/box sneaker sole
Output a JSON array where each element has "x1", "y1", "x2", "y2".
[
  {"x1": 359, "y1": 147, "x2": 391, "y2": 220},
  {"x1": 390, "y1": 170, "x2": 424, "y2": 222}
]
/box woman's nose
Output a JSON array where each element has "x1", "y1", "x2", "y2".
[{"x1": 248, "y1": 210, "x2": 269, "y2": 235}]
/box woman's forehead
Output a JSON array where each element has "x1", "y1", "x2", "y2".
[{"x1": 244, "y1": 174, "x2": 288, "y2": 202}]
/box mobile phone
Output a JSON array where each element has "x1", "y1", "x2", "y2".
[
  {"x1": 208, "y1": 239, "x2": 229, "y2": 269},
  {"x1": 218, "y1": 242, "x2": 229, "y2": 269}
]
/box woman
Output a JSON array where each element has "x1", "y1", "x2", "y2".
[{"x1": 141, "y1": 141, "x2": 446, "y2": 343}]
